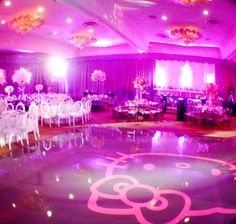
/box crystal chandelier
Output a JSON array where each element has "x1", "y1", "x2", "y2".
[
  {"x1": 70, "y1": 33, "x2": 97, "y2": 49},
  {"x1": 169, "y1": 26, "x2": 201, "y2": 45},
  {"x1": 8, "y1": 14, "x2": 44, "y2": 33},
  {"x1": 170, "y1": 0, "x2": 210, "y2": 5},
  {"x1": 70, "y1": 21, "x2": 97, "y2": 49}
]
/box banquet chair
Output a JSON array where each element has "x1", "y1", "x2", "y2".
[
  {"x1": 40, "y1": 102, "x2": 57, "y2": 127},
  {"x1": 70, "y1": 101, "x2": 84, "y2": 126},
  {"x1": 0, "y1": 119, "x2": 6, "y2": 147},
  {"x1": 7, "y1": 103, "x2": 14, "y2": 111},
  {"x1": 0, "y1": 100, "x2": 7, "y2": 114},
  {"x1": 57, "y1": 102, "x2": 71, "y2": 127},
  {"x1": 15, "y1": 102, "x2": 25, "y2": 112},
  {"x1": 81, "y1": 99, "x2": 92, "y2": 123},
  {"x1": 84, "y1": 100, "x2": 92, "y2": 121},
  {"x1": 2, "y1": 114, "x2": 29, "y2": 150},
  {"x1": 28, "y1": 102, "x2": 40, "y2": 140}
]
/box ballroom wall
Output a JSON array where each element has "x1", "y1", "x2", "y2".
[{"x1": 0, "y1": 52, "x2": 236, "y2": 101}]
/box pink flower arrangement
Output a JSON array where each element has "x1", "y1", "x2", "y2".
[
  {"x1": 35, "y1": 84, "x2": 43, "y2": 92},
  {"x1": 0, "y1": 69, "x2": 6, "y2": 85},
  {"x1": 12, "y1": 68, "x2": 32, "y2": 85},
  {"x1": 133, "y1": 76, "x2": 147, "y2": 90},
  {"x1": 91, "y1": 70, "x2": 106, "y2": 82}
]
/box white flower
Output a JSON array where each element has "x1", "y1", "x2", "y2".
[
  {"x1": 91, "y1": 70, "x2": 106, "y2": 82},
  {"x1": 12, "y1": 68, "x2": 32, "y2": 85}
]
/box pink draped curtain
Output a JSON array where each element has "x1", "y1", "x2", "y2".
[{"x1": 68, "y1": 56, "x2": 155, "y2": 100}]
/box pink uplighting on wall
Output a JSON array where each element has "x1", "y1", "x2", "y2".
[
  {"x1": 154, "y1": 62, "x2": 167, "y2": 87},
  {"x1": 180, "y1": 61, "x2": 193, "y2": 88},
  {"x1": 206, "y1": 73, "x2": 215, "y2": 84},
  {"x1": 48, "y1": 57, "x2": 68, "y2": 79},
  {"x1": 154, "y1": 60, "x2": 215, "y2": 90}
]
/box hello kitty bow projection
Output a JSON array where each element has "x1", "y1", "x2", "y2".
[{"x1": 88, "y1": 152, "x2": 236, "y2": 224}]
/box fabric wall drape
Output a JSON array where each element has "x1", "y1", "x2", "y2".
[
  {"x1": 68, "y1": 57, "x2": 155, "y2": 100},
  {"x1": 0, "y1": 53, "x2": 60, "y2": 95},
  {"x1": 1, "y1": 52, "x2": 236, "y2": 102}
]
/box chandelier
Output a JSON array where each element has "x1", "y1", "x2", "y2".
[
  {"x1": 70, "y1": 33, "x2": 97, "y2": 49},
  {"x1": 169, "y1": 26, "x2": 201, "y2": 45},
  {"x1": 170, "y1": 0, "x2": 210, "y2": 5},
  {"x1": 8, "y1": 14, "x2": 44, "y2": 33},
  {"x1": 70, "y1": 21, "x2": 97, "y2": 49}
]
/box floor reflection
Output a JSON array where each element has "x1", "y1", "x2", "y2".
[{"x1": 0, "y1": 125, "x2": 236, "y2": 224}]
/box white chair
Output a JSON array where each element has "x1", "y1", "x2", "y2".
[
  {"x1": 15, "y1": 102, "x2": 25, "y2": 112},
  {"x1": 7, "y1": 103, "x2": 14, "y2": 111},
  {"x1": 70, "y1": 101, "x2": 84, "y2": 126},
  {"x1": 83, "y1": 99, "x2": 92, "y2": 122},
  {"x1": 0, "y1": 119, "x2": 6, "y2": 147},
  {"x1": 28, "y1": 102, "x2": 40, "y2": 140},
  {"x1": 40, "y1": 102, "x2": 57, "y2": 127},
  {"x1": 0, "y1": 100, "x2": 7, "y2": 114},
  {"x1": 57, "y1": 102, "x2": 71, "y2": 127},
  {"x1": 2, "y1": 114, "x2": 28, "y2": 150}
]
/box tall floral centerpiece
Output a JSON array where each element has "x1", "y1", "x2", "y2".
[
  {"x1": 0, "y1": 69, "x2": 6, "y2": 85},
  {"x1": 35, "y1": 84, "x2": 43, "y2": 94},
  {"x1": 133, "y1": 76, "x2": 147, "y2": 99},
  {"x1": 206, "y1": 83, "x2": 218, "y2": 106},
  {"x1": 91, "y1": 70, "x2": 106, "y2": 95},
  {"x1": 12, "y1": 68, "x2": 32, "y2": 98}
]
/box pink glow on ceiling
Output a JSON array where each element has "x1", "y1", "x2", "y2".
[{"x1": 91, "y1": 39, "x2": 113, "y2": 47}]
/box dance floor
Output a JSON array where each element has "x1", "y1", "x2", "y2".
[{"x1": 0, "y1": 123, "x2": 236, "y2": 224}]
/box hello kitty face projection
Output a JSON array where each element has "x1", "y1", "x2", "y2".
[{"x1": 88, "y1": 152, "x2": 236, "y2": 224}]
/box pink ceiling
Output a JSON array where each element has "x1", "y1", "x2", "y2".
[{"x1": 0, "y1": 0, "x2": 236, "y2": 60}]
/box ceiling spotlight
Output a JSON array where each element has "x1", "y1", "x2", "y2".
[
  {"x1": 4, "y1": 0, "x2": 11, "y2": 7},
  {"x1": 37, "y1": 7, "x2": 44, "y2": 13},
  {"x1": 203, "y1": 10, "x2": 209, "y2": 15},
  {"x1": 161, "y1": 15, "x2": 168, "y2": 21},
  {"x1": 82, "y1": 21, "x2": 98, "y2": 28},
  {"x1": 1, "y1": 20, "x2": 6, "y2": 25},
  {"x1": 66, "y1": 18, "x2": 72, "y2": 23},
  {"x1": 53, "y1": 31, "x2": 58, "y2": 35}
]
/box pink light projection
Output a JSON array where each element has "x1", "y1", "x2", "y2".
[
  {"x1": 175, "y1": 162, "x2": 191, "y2": 169},
  {"x1": 154, "y1": 60, "x2": 215, "y2": 90},
  {"x1": 206, "y1": 73, "x2": 215, "y2": 84},
  {"x1": 88, "y1": 152, "x2": 236, "y2": 224},
  {"x1": 180, "y1": 61, "x2": 193, "y2": 88},
  {"x1": 154, "y1": 61, "x2": 167, "y2": 87}
]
